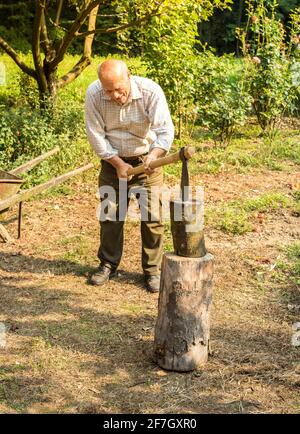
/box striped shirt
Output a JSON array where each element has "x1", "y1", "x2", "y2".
[{"x1": 84, "y1": 75, "x2": 174, "y2": 160}]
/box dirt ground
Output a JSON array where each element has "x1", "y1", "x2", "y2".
[{"x1": 0, "y1": 166, "x2": 299, "y2": 414}]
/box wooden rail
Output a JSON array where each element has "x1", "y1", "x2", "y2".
[
  {"x1": 9, "y1": 146, "x2": 60, "y2": 175},
  {"x1": 0, "y1": 163, "x2": 94, "y2": 213}
]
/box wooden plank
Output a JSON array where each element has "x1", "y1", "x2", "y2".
[
  {"x1": 0, "y1": 223, "x2": 13, "y2": 243},
  {"x1": 9, "y1": 146, "x2": 60, "y2": 175},
  {"x1": 0, "y1": 163, "x2": 94, "y2": 212}
]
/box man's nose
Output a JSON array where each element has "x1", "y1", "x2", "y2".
[{"x1": 113, "y1": 91, "x2": 121, "y2": 99}]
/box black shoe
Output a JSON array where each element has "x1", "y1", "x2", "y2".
[
  {"x1": 144, "y1": 274, "x2": 160, "y2": 293},
  {"x1": 89, "y1": 264, "x2": 116, "y2": 286}
]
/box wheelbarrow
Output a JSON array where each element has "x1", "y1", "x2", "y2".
[{"x1": 0, "y1": 146, "x2": 94, "y2": 242}]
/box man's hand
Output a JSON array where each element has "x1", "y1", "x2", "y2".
[
  {"x1": 106, "y1": 156, "x2": 132, "y2": 179},
  {"x1": 143, "y1": 154, "x2": 157, "y2": 175},
  {"x1": 144, "y1": 148, "x2": 166, "y2": 176},
  {"x1": 116, "y1": 162, "x2": 133, "y2": 180}
]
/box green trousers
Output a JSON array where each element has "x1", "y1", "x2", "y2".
[{"x1": 98, "y1": 158, "x2": 164, "y2": 276}]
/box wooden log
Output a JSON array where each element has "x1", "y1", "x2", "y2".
[
  {"x1": 127, "y1": 146, "x2": 195, "y2": 177},
  {"x1": 0, "y1": 223, "x2": 13, "y2": 243},
  {"x1": 0, "y1": 163, "x2": 94, "y2": 213},
  {"x1": 154, "y1": 252, "x2": 214, "y2": 372},
  {"x1": 9, "y1": 146, "x2": 60, "y2": 175}
]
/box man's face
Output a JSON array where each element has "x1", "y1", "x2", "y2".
[{"x1": 101, "y1": 73, "x2": 131, "y2": 105}]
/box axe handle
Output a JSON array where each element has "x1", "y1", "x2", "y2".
[{"x1": 127, "y1": 146, "x2": 195, "y2": 177}]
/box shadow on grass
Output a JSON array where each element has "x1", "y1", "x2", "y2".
[
  {"x1": 0, "y1": 269, "x2": 299, "y2": 413},
  {"x1": 0, "y1": 251, "x2": 146, "y2": 287},
  {"x1": 0, "y1": 250, "x2": 93, "y2": 276}
]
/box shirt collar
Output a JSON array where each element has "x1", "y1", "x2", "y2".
[{"x1": 128, "y1": 76, "x2": 142, "y2": 101}]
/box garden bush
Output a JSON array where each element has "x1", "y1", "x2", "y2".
[
  {"x1": 237, "y1": 0, "x2": 299, "y2": 136},
  {"x1": 194, "y1": 53, "x2": 252, "y2": 144}
]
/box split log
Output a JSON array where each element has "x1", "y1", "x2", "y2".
[
  {"x1": 0, "y1": 223, "x2": 13, "y2": 243},
  {"x1": 154, "y1": 252, "x2": 214, "y2": 372}
]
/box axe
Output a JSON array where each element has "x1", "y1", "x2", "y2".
[{"x1": 127, "y1": 146, "x2": 195, "y2": 177}]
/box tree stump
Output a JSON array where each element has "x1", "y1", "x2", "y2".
[{"x1": 154, "y1": 252, "x2": 214, "y2": 371}]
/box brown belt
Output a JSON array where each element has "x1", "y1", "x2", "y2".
[{"x1": 121, "y1": 153, "x2": 148, "y2": 163}]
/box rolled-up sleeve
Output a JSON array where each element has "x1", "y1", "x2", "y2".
[
  {"x1": 84, "y1": 89, "x2": 119, "y2": 160},
  {"x1": 147, "y1": 86, "x2": 174, "y2": 153}
]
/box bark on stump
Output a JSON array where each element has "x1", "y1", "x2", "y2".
[{"x1": 154, "y1": 252, "x2": 214, "y2": 371}]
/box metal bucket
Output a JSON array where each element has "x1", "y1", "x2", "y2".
[
  {"x1": 170, "y1": 199, "x2": 206, "y2": 258},
  {"x1": 0, "y1": 170, "x2": 23, "y2": 201}
]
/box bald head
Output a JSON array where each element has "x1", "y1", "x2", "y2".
[
  {"x1": 98, "y1": 59, "x2": 131, "y2": 105},
  {"x1": 98, "y1": 59, "x2": 129, "y2": 81}
]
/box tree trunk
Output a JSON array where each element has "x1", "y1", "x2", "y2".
[
  {"x1": 236, "y1": 0, "x2": 244, "y2": 55},
  {"x1": 154, "y1": 252, "x2": 214, "y2": 371},
  {"x1": 55, "y1": 0, "x2": 64, "y2": 25}
]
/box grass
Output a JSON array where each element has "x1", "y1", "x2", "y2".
[
  {"x1": 276, "y1": 243, "x2": 300, "y2": 286},
  {"x1": 133, "y1": 190, "x2": 296, "y2": 238},
  {"x1": 161, "y1": 191, "x2": 292, "y2": 240},
  {"x1": 292, "y1": 189, "x2": 300, "y2": 217},
  {"x1": 2, "y1": 53, "x2": 300, "y2": 181},
  {"x1": 286, "y1": 243, "x2": 300, "y2": 278},
  {"x1": 204, "y1": 132, "x2": 300, "y2": 172},
  {"x1": 0, "y1": 53, "x2": 300, "y2": 414},
  {"x1": 241, "y1": 192, "x2": 292, "y2": 212},
  {"x1": 58, "y1": 235, "x2": 90, "y2": 262},
  {"x1": 205, "y1": 191, "x2": 294, "y2": 235},
  {"x1": 210, "y1": 207, "x2": 253, "y2": 235},
  {"x1": 162, "y1": 122, "x2": 300, "y2": 181},
  {"x1": 0, "y1": 53, "x2": 145, "y2": 107}
]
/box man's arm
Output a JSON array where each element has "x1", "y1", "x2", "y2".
[
  {"x1": 144, "y1": 84, "x2": 174, "y2": 175},
  {"x1": 143, "y1": 148, "x2": 166, "y2": 175},
  {"x1": 85, "y1": 88, "x2": 119, "y2": 160},
  {"x1": 85, "y1": 88, "x2": 133, "y2": 179}
]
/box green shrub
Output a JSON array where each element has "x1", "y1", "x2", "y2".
[
  {"x1": 0, "y1": 107, "x2": 57, "y2": 168},
  {"x1": 0, "y1": 104, "x2": 93, "y2": 187},
  {"x1": 0, "y1": 54, "x2": 146, "y2": 188},
  {"x1": 237, "y1": 0, "x2": 298, "y2": 136},
  {"x1": 195, "y1": 53, "x2": 252, "y2": 144},
  {"x1": 142, "y1": 9, "x2": 200, "y2": 139},
  {"x1": 0, "y1": 25, "x2": 31, "y2": 53},
  {"x1": 16, "y1": 72, "x2": 40, "y2": 108}
]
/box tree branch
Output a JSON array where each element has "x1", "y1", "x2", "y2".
[
  {"x1": 41, "y1": 9, "x2": 52, "y2": 56},
  {"x1": 56, "y1": 55, "x2": 91, "y2": 89},
  {"x1": 32, "y1": 0, "x2": 48, "y2": 92},
  {"x1": 55, "y1": 0, "x2": 64, "y2": 25},
  {"x1": 74, "y1": 11, "x2": 162, "y2": 38},
  {"x1": 0, "y1": 36, "x2": 37, "y2": 78},
  {"x1": 50, "y1": 0, "x2": 101, "y2": 69},
  {"x1": 83, "y1": 2, "x2": 99, "y2": 57},
  {"x1": 46, "y1": 13, "x2": 68, "y2": 33},
  {"x1": 57, "y1": 3, "x2": 100, "y2": 89}
]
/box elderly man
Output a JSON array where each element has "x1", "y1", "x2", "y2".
[{"x1": 85, "y1": 59, "x2": 174, "y2": 292}]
